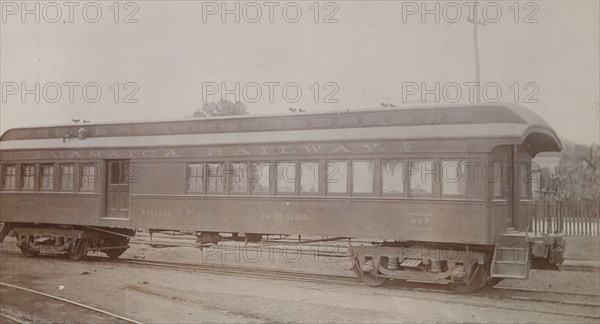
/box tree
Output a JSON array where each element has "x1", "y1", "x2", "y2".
[
  {"x1": 555, "y1": 141, "x2": 600, "y2": 202},
  {"x1": 188, "y1": 100, "x2": 249, "y2": 118}
]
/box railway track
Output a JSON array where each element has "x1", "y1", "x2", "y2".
[
  {"x1": 0, "y1": 282, "x2": 142, "y2": 324},
  {"x1": 1, "y1": 250, "x2": 599, "y2": 320},
  {"x1": 94, "y1": 256, "x2": 600, "y2": 319}
]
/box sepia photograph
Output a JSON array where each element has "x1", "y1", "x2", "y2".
[{"x1": 0, "y1": 0, "x2": 599, "y2": 323}]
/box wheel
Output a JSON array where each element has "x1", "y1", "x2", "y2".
[
  {"x1": 352, "y1": 257, "x2": 388, "y2": 287},
  {"x1": 104, "y1": 237, "x2": 129, "y2": 259},
  {"x1": 450, "y1": 263, "x2": 485, "y2": 294},
  {"x1": 105, "y1": 247, "x2": 127, "y2": 259},
  {"x1": 69, "y1": 237, "x2": 88, "y2": 261}
]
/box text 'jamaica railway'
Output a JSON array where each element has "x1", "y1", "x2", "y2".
[{"x1": 0, "y1": 103, "x2": 565, "y2": 293}]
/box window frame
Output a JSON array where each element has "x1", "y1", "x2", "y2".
[
  {"x1": 186, "y1": 163, "x2": 205, "y2": 195},
  {"x1": 325, "y1": 160, "x2": 349, "y2": 196},
  {"x1": 299, "y1": 161, "x2": 320, "y2": 196},
  {"x1": 350, "y1": 160, "x2": 376, "y2": 197},
  {"x1": 206, "y1": 162, "x2": 226, "y2": 195},
  {"x1": 40, "y1": 163, "x2": 58, "y2": 192},
  {"x1": 249, "y1": 162, "x2": 272, "y2": 196},
  {"x1": 1, "y1": 164, "x2": 18, "y2": 191},
  {"x1": 407, "y1": 159, "x2": 437, "y2": 198},
  {"x1": 59, "y1": 163, "x2": 75, "y2": 192},
  {"x1": 441, "y1": 160, "x2": 469, "y2": 199},
  {"x1": 276, "y1": 161, "x2": 299, "y2": 196},
  {"x1": 229, "y1": 162, "x2": 250, "y2": 195},
  {"x1": 381, "y1": 159, "x2": 407, "y2": 198},
  {"x1": 20, "y1": 163, "x2": 37, "y2": 191}
]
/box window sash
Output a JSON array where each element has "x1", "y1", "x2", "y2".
[
  {"x1": 277, "y1": 162, "x2": 297, "y2": 195},
  {"x1": 2, "y1": 165, "x2": 17, "y2": 190},
  {"x1": 299, "y1": 162, "x2": 319, "y2": 195},
  {"x1": 326, "y1": 161, "x2": 348, "y2": 195},
  {"x1": 441, "y1": 160, "x2": 467, "y2": 197},
  {"x1": 40, "y1": 164, "x2": 56, "y2": 191},
  {"x1": 187, "y1": 163, "x2": 204, "y2": 194},
  {"x1": 408, "y1": 160, "x2": 434, "y2": 197},
  {"x1": 60, "y1": 164, "x2": 74, "y2": 191},
  {"x1": 206, "y1": 163, "x2": 225, "y2": 193},
  {"x1": 352, "y1": 160, "x2": 374, "y2": 194},
  {"x1": 382, "y1": 160, "x2": 404, "y2": 195},
  {"x1": 21, "y1": 164, "x2": 36, "y2": 190}
]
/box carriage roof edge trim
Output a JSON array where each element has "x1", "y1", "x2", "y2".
[{"x1": 0, "y1": 103, "x2": 561, "y2": 155}]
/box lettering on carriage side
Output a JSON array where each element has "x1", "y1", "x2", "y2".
[
  {"x1": 208, "y1": 148, "x2": 223, "y2": 156},
  {"x1": 69, "y1": 151, "x2": 83, "y2": 158},
  {"x1": 235, "y1": 148, "x2": 251, "y2": 155},
  {"x1": 47, "y1": 206, "x2": 80, "y2": 213},
  {"x1": 88, "y1": 151, "x2": 102, "y2": 158},
  {"x1": 303, "y1": 144, "x2": 323, "y2": 153},
  {"x1": 280, "y1": 146, "x2": 296, "y2": 154},
  {"x1": 39, "y1": 142, "x2": 386, "y2": 159},
  {"x1": 164, "y1": 150, "x2": 179, "y2": 157},
  {"x1": 360, "y1": 143, "x2": 380, "y2": 152},
  {"x1": 332, "y1": 145, "x2": 350, "y2": 153},
  {"x1": 261, "y1": 213, "x2": 308, "y2": 221},
  {"x1": 107, "y1": 150, "x2": 121, "y2": 158},
  {"x1": 141, "y1": 209, "x2": 173, "y2": 217}
]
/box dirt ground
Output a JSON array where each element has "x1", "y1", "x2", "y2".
[
  {"x1": 1, "y1": 253, "x2": 598, "y2": 323},
  {"x1": 1, "y1": 234, "x2": 599, "y2": 323}
]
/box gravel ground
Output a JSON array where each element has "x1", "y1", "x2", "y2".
[
  {"x1": 1, "y1": 234, "x2": 599, "y2": 323},
  {"x1": 1, "y1": 254, "x2": 598, "y2": 323}
]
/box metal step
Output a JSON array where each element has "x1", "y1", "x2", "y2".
[
  {"x1": 400, "y1": 258, "x2": 423, "y2": 268},
  {"x1": 491, "y1": 238, "x2": 531, "y2": 279}
]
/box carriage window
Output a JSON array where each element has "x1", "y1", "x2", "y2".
[
  {"x1": 40, "y1": 164, "x2": 56, "y2": 191},
  {"x1": 277, "y1": 162, "x2": 297, "y2": 194},
  {"x1": 520, "y1": 162, "x2": 531, "y2": 199},
  {"x1": 110, "y1": 162, "x2": 120, "y2": 184},
  {"x1": 2, "y1": 165, "x2": 17, "y2": 190},
  {"x1": 250, "y1": 163, "x2": 270, "y2": 194},
  {"x1": 21, "y1": 164, "x2": 36, "y2": 190},
  {"x1": 230, "y1": 163, "x2": 249, "y2": 193},
  {"x1": 300, "y1": 162, "x2": 319, "y2": 194},
  {"x1": 81, "y1": 164, "x2": 98, "y2": 192},
  {"x1": 352, "y1": 161, "x2": 374, "y2": 194},
  {"x1": 187, "y1": 163, "x2": 204, "y2": 193},
  {"x1": 326, "y1": 161, "x2": 348, "y2": 194},
  {"x1": 493, "y1": 161, "x2": 504, "y2": 198},
  {"x1": 442, "y1": 160, "x2": 467, "y2": 196},
  {"x1": 409, "y1": 160, "x2": 434, "y2": 196},
  {"x1": 60, "y1": 164, "x2": 74, "y2": 191},
  {"x1": 207, "y1": 163, "x2": 225, "y2": 193},
  {"x1": 382, "y1": 161, "x2": 404, "y2": 194}
]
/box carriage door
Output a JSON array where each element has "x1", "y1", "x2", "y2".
[
  {"x1": 106, "y1": 160, "x2": 131, "y2": 219},
  {"x1": 491, "y1": 146, "x2": 514, "y2": 231}
]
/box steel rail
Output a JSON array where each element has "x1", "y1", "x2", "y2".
[{"x1": 0, "y1": 282, "x2": 143, "y2": 324}]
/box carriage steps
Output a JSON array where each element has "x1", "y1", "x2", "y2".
[{"x1": 490, "y1": 233, "x2": 531, "y2": 279}]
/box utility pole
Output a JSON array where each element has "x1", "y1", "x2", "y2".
[{"x1": 467, "y1": 1, "x2": 486, "y2": 103}]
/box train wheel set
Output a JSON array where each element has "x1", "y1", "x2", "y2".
[{"x1": 6, "y1": 225, "x2": 134, "y2": 261}]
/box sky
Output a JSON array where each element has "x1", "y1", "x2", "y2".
[{"x1": 1, "y1": 0, "x2": 599, "y2": 145}]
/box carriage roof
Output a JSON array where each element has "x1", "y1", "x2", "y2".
[{"x1": 0, "y1": 103, "x2": 561, "y2": 155}]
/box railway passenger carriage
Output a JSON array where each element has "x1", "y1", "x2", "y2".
[{"x1": 0, "y1": 103, "x2": 565, "y2": 292}]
